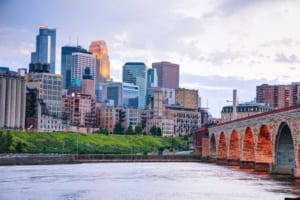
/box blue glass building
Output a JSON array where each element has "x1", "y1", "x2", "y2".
[
  {"x1": 122, "y1": 62, "x2": 147, "y2": 108},
  {"x1": 31, "y1": 26, "x2": 56, "y2": 74},
  {"x1": 102, "y1": 82, "x2": 139, "y2": 108}
]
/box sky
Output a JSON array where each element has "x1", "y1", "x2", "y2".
[{"x1": 1, "y1": 0, "x2": 300, "y2": 117}]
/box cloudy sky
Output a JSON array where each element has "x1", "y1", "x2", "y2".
[{"x1": 1, "y1": 0, "x2": 300, "y2": 117}]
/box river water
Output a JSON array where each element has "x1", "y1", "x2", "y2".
[{"x1": 0, "y1": 162, "x2": 299, "y2": 200}]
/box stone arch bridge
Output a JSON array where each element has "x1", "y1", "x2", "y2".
[{"x1": 207, "y1": 104, "x2": 300, "y2": 177}]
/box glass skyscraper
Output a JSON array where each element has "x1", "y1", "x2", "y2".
[
  {"x1": 71, "y1": 52, "x2": 97, "y2": 89},
  {"x1": 31, "y1": 26, "x2": 56, "y2": 74},
  {"x1": 122, "y1": 62, "x2": 147, "y2": 108},
  {"x1": 102, "y1": 82, "x2": 139, "y2": 108},
  {"x1": 61, "y1": 46, "x2": 90, "y2": 89}
]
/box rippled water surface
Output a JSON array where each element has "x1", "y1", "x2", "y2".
[{"x1": 0, "y1": 162, "x2": 300, "y2": 200}]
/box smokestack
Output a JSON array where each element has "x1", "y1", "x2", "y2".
[{"x1": 232, "y1": 89, "x2": 237, "y2": 120}]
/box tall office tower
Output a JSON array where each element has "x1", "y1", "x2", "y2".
[
  {"x1": 123, "y1": 62, "x2": 147, "y2": 108},
  {"x1": 147, "y1": 68, "x2": 158, "y2": 88},
  {"x1": 152, "y1": 61, "x2": 179, "y2": 89},
  {"x1": 61, "y1": 46, "x2": 90, "y2": 89},
  {"x1": 256, "y1": 83, "x2": 300, "y2": 109},
  {"x1": 31, "y1": 26, "x2": 56, "y2": 74},
  {"x1": 102, "y1": 82, "x2": 139, "y2": 108},
  {"x1": 89, "y1": 40, "x2": 111, "y2": 102},
  {"x1": 26, "y1": 70, "x2": 63, "y2": 117},
  {"x1": 71, "y1": 52, "x2": 97, "y2": 91},
  {"x1": 0, "y1": 68, "x2": 26, "y2": 129},
  {"x1": 82, "y1": 67, "x2": 95, "y2": 97},
  {"x1": 89, "y1": 40, "x2": 111, "y2": 82}
]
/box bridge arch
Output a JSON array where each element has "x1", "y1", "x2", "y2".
[
  {"x1": 242, "y1": 127, "x2": 255, "y2": 165},
  {"x1": 256, "y1": 125, "x2": 272, "y2": 165},
  {"x1": 210, "y1": 133, "x2": 216, "y2": 159},
  {"x1": 274, "y1": 122, "x2": 295, "y2": 174},
  {"x1": 228, "y1": 130, "x2": 240, "y2": 165},
  {"x1": 217, "y1": 132, "x2": 227, "y2": 161}
]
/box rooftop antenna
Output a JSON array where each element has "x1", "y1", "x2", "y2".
[{"x1": 76, "y1": 36, "x2": 79, "y2": 46}]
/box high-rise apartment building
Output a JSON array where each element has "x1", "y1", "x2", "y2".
[
  {"x1": 152, "y1": 61, "x2": 179, "y2": 89},
  {"x1": 0, "y1": 69, "x2": 26, "y2": 129},
  {"x1": 71, "y1": 52, "x2": 97, "y2": 90},
  {"x1": 61, "y1": 46, "x2": 90, "y2": 89},
  {"x1": 122, "y1": 62, "x2": 147, "y2": 108},
  {"x1": 31, "y1": 26, "x2": 56, "y2": 74},
  {"x1": 256, "y1": 83, "x2": 300, "y2": 108}
]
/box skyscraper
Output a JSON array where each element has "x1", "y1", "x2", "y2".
[
  {"x1": 31, "y1": 26, "x2": 56, "y2": 74},
  {"x1": 152, "y1": 61, "x2": 179, "y2": 89},
  {"x1": 102, "y1": 82, "x2": 139, "y2": 108},
  {"x1": 61, "y1": 46, "x2": 90, "y2": 89},
  {"x1": 123, "y1": 62, "x2": 147, "y2": 108},
  {"x1": 71, "y1": 52, "x2": 97, "y2": 90},
  {"x1": 89, "y1": 40, "x2": 111, "y2": 82},
  {"x1": 147, "y1": 68, "x2": 158, "y2": 88},
  {"x1": 89, "y1": 40, "x2": 111, "y2": 102}
]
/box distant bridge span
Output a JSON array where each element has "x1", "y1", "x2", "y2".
[{"x1": 207, "y1": 104, "x2": 300, "y2": 177}]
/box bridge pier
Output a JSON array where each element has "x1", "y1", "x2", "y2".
[
  {"x1": 254, "y1": 162, "x2": 270, "y2": 172},
  {"x1": 228, "y1": 159, "x2": 240, "y2": 166},
  {"x1": 240, "y1": 161, "x2": 255, "y2": 169},
  {"x1": 216, "y1": 158, "x2": 228, "y2": 165}
]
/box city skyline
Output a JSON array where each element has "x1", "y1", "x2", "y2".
[{"x1": 1, "y1": 0, "x2": 300, "y2": 117}]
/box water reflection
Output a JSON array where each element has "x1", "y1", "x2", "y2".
[{"x1": 0, "y1": 162, "x2": 299, "y2": 200}]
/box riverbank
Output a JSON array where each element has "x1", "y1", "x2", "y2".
[
  {"x1": 0, "y1": 130, "x2": 189, "y2": 154},
  {"x1": 0, "y1": 154, "x2": 201, "y2": 165}
]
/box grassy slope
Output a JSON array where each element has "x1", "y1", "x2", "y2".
[{"x1": 8, "y1": 131, "x2": 188, "y2": 154}]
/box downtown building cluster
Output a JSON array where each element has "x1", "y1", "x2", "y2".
[{"x1": 0, "y1": 26, "x2": 209, "y2": 136}]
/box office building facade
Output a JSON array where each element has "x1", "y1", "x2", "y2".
[
  {"x1": 31, "y1": 26, "x2": 56, "y2": 73},
  {"x1": 102, "y1": 82, "x2": 139, "y2": 108},
  {"x1": 175, "y1": 88, "x2": 198, "y2": 109},
  {"x1": 89, "y1": 40, "x2": 111, "y2": 82},
  {"x1": 123, "y1": 62, "x2": 147, "y2": 108},
  {"x1": 152, "y1": 61, "x2": 179, "y2": 89},
  {"x1": 26, "y1": 72, "x2": 62, "y2": 117},
  {"x1": 61, "y1": 46, "x2": 90, "y2": 89},
  {"x1": 71, "y1": 52, "x2": 97, "y2": 90}
]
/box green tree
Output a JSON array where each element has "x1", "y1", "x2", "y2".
[
  {"x1": 96, "y1": 128, "x2": 109, "y2": 135},
  {"x1": 127, "y1": 125, "x2": 134, "y2": 135},
  {"x1": 0, "y1": 131, "x2": 13, "y2": 152},
  {"x1": 156, "y1": 127, "x2": 162, "y2": 136},
  {"x1": 113, "y1": 122, "x2": 124, "y2": 134},
  {"x1": 16, "y1": 142, "x2": 27, "y2": 153},
  {"x1": 150, "y1": 126, "x2": 157, "y2": 136},
  {"x1": 134, "y1": 125, "x2": 143, "y2": 135}
]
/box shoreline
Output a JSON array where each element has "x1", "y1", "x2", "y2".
[{"x1": 0, "y1": 154, "x2": 202, "y2": 166}]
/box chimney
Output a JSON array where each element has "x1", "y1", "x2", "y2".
[{"x1": 232, "y1": 89, "x2": 237, "y2": 120}]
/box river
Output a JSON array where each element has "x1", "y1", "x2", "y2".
[{"x1": 0, "y1": 162, "x2": 299, "y2": 200}]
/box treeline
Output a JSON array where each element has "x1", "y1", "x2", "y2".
[
  {"x1": 0, "y1": 130, "x2": 27, "y2": 153},
  {"x1": 96, "y1": 124, "x2": 163, "y2": 136},
  {"x1": 0, "y1": 130, "x2": 189, "y2": 154}
]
